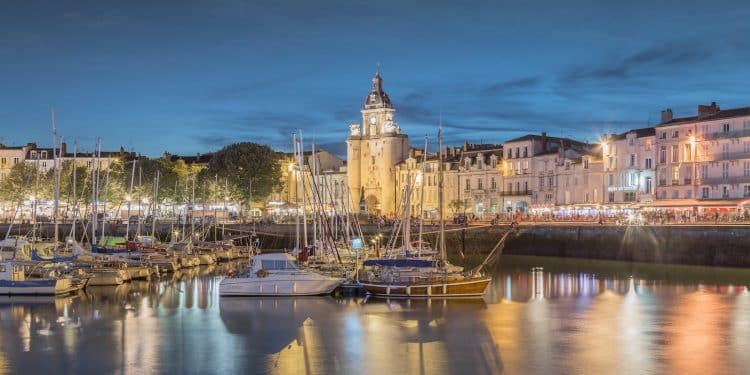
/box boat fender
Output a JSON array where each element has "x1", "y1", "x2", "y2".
[{"x1": 256, "y1": 269, "x2": 268, "y2": 278}]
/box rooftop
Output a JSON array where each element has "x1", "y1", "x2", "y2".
[{"x1": 658, "y1": 106, "x2": 750, "y2": 127}]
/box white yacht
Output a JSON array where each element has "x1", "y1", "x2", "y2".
[{"x1": 219, "y1": 253, "x2": 344, "y2": 296}]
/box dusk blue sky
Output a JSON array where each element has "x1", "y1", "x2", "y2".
[{"x1": 1, "y1": 0, "x2": 749, "y2": 157}]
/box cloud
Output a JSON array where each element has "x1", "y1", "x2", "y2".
[
  {"x1": 480, "y1": 76, "x2": 542, "y2": 95},
  {"x1": 561, "y1": 66, "x2": 630, "y2": 84},
  {"x1": 560, "y1": 38, "x2": 713, "y2": 86}
]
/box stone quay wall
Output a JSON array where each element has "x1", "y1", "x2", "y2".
[{"x1": 5, "y1": 222, "x2": 750, "y2": 268}]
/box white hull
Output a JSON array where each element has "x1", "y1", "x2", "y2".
[{"x1": 219, "y1": 273, "x2": 344, "y2": 296}]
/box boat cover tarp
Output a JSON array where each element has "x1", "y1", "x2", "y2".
[
  {"x1": 30, "y1": 250, "x2": 77, "y2": 263},
  {"x1": 362, "y1": 259, "x2": 435, "y2": 268}
]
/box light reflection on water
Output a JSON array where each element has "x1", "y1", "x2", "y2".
[{"x1": 0, "y1": 256, "x2": 749, "y2": 374}]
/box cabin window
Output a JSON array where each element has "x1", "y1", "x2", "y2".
[{"x1": 261, "y1": 260, "x2": 298, "y2": 270}]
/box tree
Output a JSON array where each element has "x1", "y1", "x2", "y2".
[
  {"x1": 0, "y1": 162, "x2": 41, "y2": 203},
  {"x1": 204, "y1": 142, "x2": 282, "y2": 207},
  {"x1": 448, "y1": 199, "x2": 465, "y2": 214}
]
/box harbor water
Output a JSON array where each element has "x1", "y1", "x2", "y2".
[{"x1": 1, "y1": 256, "x2": 750, "y2": 374}]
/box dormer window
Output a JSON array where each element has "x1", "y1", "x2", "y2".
[
  {"x1": 491, "y1": 158, "x2": 497, "y2": 168},
  {"x1": 523, "y1": 146, "x2": 528, "y2": 158},
  {"x1": 41, "y1": 151, "x2": 47, "y2": 159},
  {"x1": 30, "y1": 151, "x2": 37, "y2": 159}
]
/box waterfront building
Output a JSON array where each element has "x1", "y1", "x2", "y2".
[
  {"x1": 554, "y1": 149, "x2": 605, "y2": 209},
  {"x1": 394, "y1": 147, "x2": 462, "y2": 220},
  {"x1": 274, "y1": 149, "x2": 347, "y2": 217},
  {"x1": 346, "y1": 72, "x2": 410, "y2": 216},
  {"x1": 456, "y1": 143, "x2": 503, "y2": 218},
  {"x1": 602, "y1": 127, "x2": 656, "y2": 206},
  {"x1": 0, "y1": 144, "x2": 29, "y2": 181},
  {"x1": 655, "y1": 103, "x2": 750, "y2": 214},
  {"x1": 502, "y1": 133, "x2": 587, "y2": 213}
]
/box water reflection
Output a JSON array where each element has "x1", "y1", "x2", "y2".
[{"x1": 0, "y1": 257, "x2": 749, "y2": 374}]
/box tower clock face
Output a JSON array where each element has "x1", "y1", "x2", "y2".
[{"x1": 369, "y1": 115, "x2": 377, "y2": 124}]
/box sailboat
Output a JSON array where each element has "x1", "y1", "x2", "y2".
[
  {"x1": 358, "y1": 128, "x2": 497, "y2": 298},
  {"x1": 219, "y1": 131, "x2": 345, "y2": 296}
]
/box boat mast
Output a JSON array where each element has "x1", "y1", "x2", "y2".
[
  {"x1": 293, "y1": 132, "x2": 300, "y2": 253},
  {"x1": 51, "y1": 108, "x2": 60, "y2": 248},
  {"x1": 31, "y1": 145, "x2": 41, "y2": 243},
  {"x1": 71, "y1": 142, "x2": 77, "y2": 244},
  {"x1": 151, "y1": 170, "x2": 160, "y2": 239},
  {"x1": 298, "y1": 131, "x2": 308, "y2": 248},
  {"x1": 100, "y1": 155, "x2": 110, "y2": 240},
  {"x1": 125, "y1": 158, "x2": 136, "y2": 240},
  {"x1": 438, "y1": 127, "x2": 446, "y2": 262},
  {"x1": 91, "y1": 138, "x2": 101, "y2": 246},
  {"x1": 418, "y1": 135, "x2": 427, "y2": 257},
  {"x1": 311, "y1": 142, "x2": 317, "y2": 253},
  {"x1": 402, "y1": 174, "x2": 411, "y2": 252}
]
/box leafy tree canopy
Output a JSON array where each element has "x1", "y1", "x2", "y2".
[{"x1": 204, "y1": 142, "x2": 282, "y2": 203}]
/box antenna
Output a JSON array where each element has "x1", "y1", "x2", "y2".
[{"x1": 376, "y1": 61, "x2": 381, "y2": 75}]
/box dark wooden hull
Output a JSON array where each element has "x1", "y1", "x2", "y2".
[{"x1": 359, "y1": 277, "x2": 491, "y2": 298}]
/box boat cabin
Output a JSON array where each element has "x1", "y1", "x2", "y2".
[
  {"x1": 251, "y1": 253, "x2": 299, "y2": 272},
  {"x1": 0, "y1": 262, "x2": 26, "y2": 281}
]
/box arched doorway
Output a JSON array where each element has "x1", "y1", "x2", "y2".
[{"x1": 365, "y1": 195, "x2": 380, "y2": 215}]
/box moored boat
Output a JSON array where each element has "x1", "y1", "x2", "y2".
[
  {"x1": 219, "y1": 253, "x2": 344, "y2": 296},
  {"x1": 0, "y1": 261, "x2": 82, "y2": 296}
]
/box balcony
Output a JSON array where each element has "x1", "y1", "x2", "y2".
[
  {"x1": 698, "y1": 151, "x2": 750, "y2": 162},
  {"x1": 705, "y1": 128, "x2": 750, "y2": 141},
  {"x1": 658, "y1": 180, "x2": 667, "y2": 186},
  {"x1": 671, "y1": 179, "x2": 680, "y2": 185},
  {"x1": 684, "y1": 178, "x2": 692, "y2": 185},
  {"x1": 500, "y1": 189, "x2": 532, "y2": 196},
  {"x1": 698, "y1": 175, "x2": 750, "y2": 185}
]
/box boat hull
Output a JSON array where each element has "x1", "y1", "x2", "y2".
[
  {"x1": 219, "y1": 275, "x2": 344, "y2": 297},
  {"x1": 359, "y1": 277, "x2": 491, "y2": 298},
  {"x1": 87, "y1": 270, "x2": 126, "y2": 286},
  {"x1": 0, "y1": 278, "x2": 78, "y2": 296}
]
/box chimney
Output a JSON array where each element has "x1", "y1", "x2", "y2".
[
  {"x1": 698, "y1": 102, "x2": 720, "y2": 116},
  {"x1": 541, "y1": 132, "x2": 548, "y2": 151},
  {"x1": 661, "y1": 109, "x2": 673, "y2": 123}
]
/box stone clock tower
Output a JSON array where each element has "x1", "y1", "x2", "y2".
[{"x1": 347, "y1": 72, "x2": 409, "y2": 216}]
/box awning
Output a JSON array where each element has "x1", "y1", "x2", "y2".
[{"x1": 645, "y1": 199, "x2": 742, "y2": 208}]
